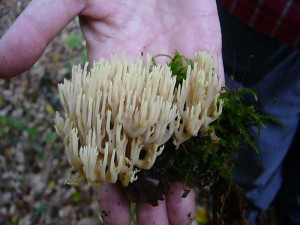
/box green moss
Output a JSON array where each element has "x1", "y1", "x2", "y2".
[
  {"x1": 152, "y1": 52, "x2": 194, "y2": 87},
  {"x1": 164, "y1": 53, "x2": 280, "y2": 185}
]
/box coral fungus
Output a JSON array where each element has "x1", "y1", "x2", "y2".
[{"x1": 55, "y1": 52, "x2": 222, "y2": 187}]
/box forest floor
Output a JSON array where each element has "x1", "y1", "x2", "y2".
[{"x1": 0, "y1": 1, "x2": 286, "y2": 225}]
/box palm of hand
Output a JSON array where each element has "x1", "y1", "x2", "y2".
[{"x1": 80, "y1": 0, "x2": 222, "y2": 70}]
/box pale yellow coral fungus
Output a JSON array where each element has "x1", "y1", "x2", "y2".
[
  {"x1": 55, "y1": 51, "x2": 222, "y2": 187},
  {"x1": 174, "y1": 51, "x2": 223, "y2": 147}
]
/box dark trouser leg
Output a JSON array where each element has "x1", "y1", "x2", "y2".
[{"x1": 218, "y1": 2, "x2": 300, "y2": 225}]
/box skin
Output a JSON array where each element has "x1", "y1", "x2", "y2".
[
  {"x1": 166, "y1": 182, "x2": 196, "y2": 225},
  {"x1": 0, "y1": 0, "x2": 223, "y2": 224}
]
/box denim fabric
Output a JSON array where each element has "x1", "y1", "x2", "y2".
[{"x1": 218, "y1": 3, "x2": 300, "y2": 225}]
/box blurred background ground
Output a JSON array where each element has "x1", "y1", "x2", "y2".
[
  {"x1": 0, "y1": 1, "x2": 99, "y2": 225},
  {"x1": 0, "y1": 1, "x2": 283, "y2": 225}
]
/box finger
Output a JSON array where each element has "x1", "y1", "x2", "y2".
[
  {"x1": 98, "y1": 183, "x2": 131, "y2": 225},
  {"x1": 166, "y1": 182, "x2": 195, "y2": 225},
  {"x1": 0, "y1": 0, "x2": 86, "y2": 78},
  {"x1": 136, "y1": 200, "x2": 169, "y2": 225}
]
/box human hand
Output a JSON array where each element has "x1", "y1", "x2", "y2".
[
  {"x1": 0, "y1": 1, "x2": 223, "y2": 224},
  {"x1": 0, "y1": 0, "x2": 223, "y2": 82}
]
